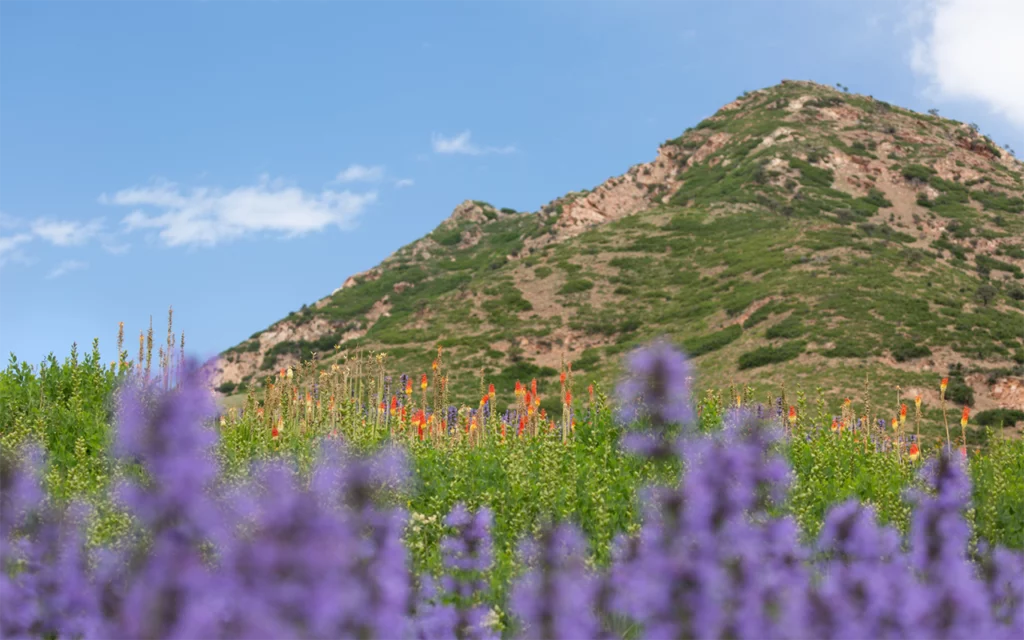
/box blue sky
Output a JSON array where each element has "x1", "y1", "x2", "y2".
[{"x1": 2, "y1": 0, "x2": 1022, "y2": 368}]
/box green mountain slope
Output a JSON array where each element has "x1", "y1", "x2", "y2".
[{"x1": 210, "y1": 79, "x2": 1024, "y2": 429}]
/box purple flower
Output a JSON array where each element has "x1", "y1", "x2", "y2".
[
  {"x1": 416, "y1": 504, "x2": 497, "y2": 640},
  {"x1": 510, "y1": 524, "x2": 603, "y2": 640},
  {"x1": 615, "y1": 338, "x2": 694, "y2": 429}
]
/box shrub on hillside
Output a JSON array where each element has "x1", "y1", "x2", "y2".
[
  {"x1": 681, "y1": 325, "x2": 742, "y2": 357},
  {"x1": 891, "y1": 340, "x2": 932, "y2": 362},
  {"x1": 558, "y1": 279, "x2": 594, "y2": 295},
  {"x1": 737, "y1": 340, "x2": 806, "y2": 370}
]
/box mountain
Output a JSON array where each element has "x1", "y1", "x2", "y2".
[{"x1": 209, "y1": 79, "x2": 1024, "y2": 421}]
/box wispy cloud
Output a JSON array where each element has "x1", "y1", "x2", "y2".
[
  {"x1": 431, "y1": 131, "x2": 516, "y2": 156},
  {"x1": 907, "y1": 0, "x2": 1024, "y2": 133},
  {"x1": 100, "y1": 175, "x2": 377, "y2": 247},
  {"x1": 334, "y1": 164, "x2": 385, "y2": 183},
  {"x1": 30, "y1": 218, "x2": 103, "y2": 246},
  {"x1": 394, "y1": 178, "x2": 415, "y2": 189},
  {"x1": 46, "y1": 259, "x2": 87, "y2": 279},
  {"x1": 0, "y1": 233, "x2": 33, "y2": 267}
]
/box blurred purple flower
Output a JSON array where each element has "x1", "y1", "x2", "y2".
[{"x1": 615, "y1": 339, "x2": 694, "y2": 429}]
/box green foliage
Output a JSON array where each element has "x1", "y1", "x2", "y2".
[
  {"x1": 765, "y1": 316, "x2": 806, "y2": 340},
  {"x1": 559, "y1": 278, "x2": 595, "y2": 295},
  {"x1": 431, "y1": 227, "x2": 465, "y2": 246},
  {"x1": 737, "y1": 340, "x2": 806, "y2": 370},
  {"x1": 901, "y1": 164, "x2": 936, "y2": 181},
  {"x1": 972, "y1": 409, "x2": 1024, "y2": 428},
  {"x1": 788, "y1": 158, "x2": 835, "y2": 188},
  {"x1": 786, "y1": 429, "x2": 917, "y2": 541},
  {"x1": 890, "y1": 340, "x2": 932, "y2": 362},
  {"x1": 681, "y1": 325, "x2": 743, "y2": 357}
]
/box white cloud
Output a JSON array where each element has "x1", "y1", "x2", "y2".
[
  {"x1": 46, "y1": 259, "x2": 87, "y2": 279},
  {"x1": 0, "y1": 233, "x2": 33, "y2": 267},
  {"x1": 394, "y1": 178, "x2": 415, "y2": 189},
  {"x1": 431, "y1": 131, "x2": 516, "y2": 156},
  {"x1": 908, "y1": 0, "x2": 1024, "y2": 131},
  {"x1": 100, "y1": 176, "x2": 377, "y2": 247},
  {"x1": 30, "y1": 218, "x2": 103, "y2": 246},
  {"x1": 334, "y1": 164, "x2": 385, "y2": 183}
]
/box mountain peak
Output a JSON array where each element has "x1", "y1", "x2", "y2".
[{"x1": 210, "y1": 79, "x2": 1024, "y2": 418}]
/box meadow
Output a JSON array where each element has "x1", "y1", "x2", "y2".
[{"x1": 1, "y1": 318, "x2": 1023, "y2": 639}]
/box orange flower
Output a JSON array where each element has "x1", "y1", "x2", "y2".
[
  {"x1": 565, "y1": 391, "x2": 572, "y2": 405},
  {"x1": 961, "y1": 406, "x2": 969, "y2": 428},
  {"x1": 534, "y1": 396, "x2": 540, "y2": 409},
  {"x1": 560, "y1": 371, "x2": 566, "y2": 385},
  {"x1": 900, "y1": 404, "x2": 907, "y2": 426},
  {"x1": 788, "y1": 406, "x2": 797, "y2": 424},
  {"x1": 405, "y1": 378, "x2": 413, "y2": 395},
  {"x1": 524, "y1": 391, "x2": 532, "y2": 408},
  {"x1": 391, "y1": 396, "x2": 398, "y2": 411},
  {"x1": 908, "y1": 443, "x2": 920, "y2": 461},
  {"x1": 588, "y1": 384, "x2": 594, "y2": 396},
  {"x1": 940, "y1": 377, "x2": 949, "y2": 399},
  {"x1": 518, "y1": 415, "x2": 526, "y2": 436},
  {"x1": 432, "y1": 359, "x2": 439, "y2": 371},
  {"x1": 420, "y1": 374, "x2": 428, "y2": 391},
  {"x1": 915, "y1": 395, "x2": 922, "y2": 410},
  {"x1": 488, "y1": 383, "x2": 495, "y2": 399},
  {"x1": 515, "y1": 381, "x2": 523, "y2": 397},
  {"x1": 831, "y1": 418, "x2": 838, "y2": 432},
  {"x1": 892, "y1": 417, "x2": 899, "y2": 431},
  {"x1": 480, "y1": 395, "x2": 488, "y2": 408},
  {"x1": 257, "y1": 407, "x2": 264, "y2": 419},
  {"x1": 531, "y1": 379, "x2": 537, "y2": 396}
]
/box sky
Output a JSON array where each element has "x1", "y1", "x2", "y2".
[{"x1": 2, "y1": 0, "x2": 1023, "y2": 369}]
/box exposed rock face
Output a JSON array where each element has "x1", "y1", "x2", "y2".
[{"x1": 208, "y1": 315, "x2": 338, "y2": 390}]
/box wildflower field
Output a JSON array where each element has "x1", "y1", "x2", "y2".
[{"x1": 1, "y1": 319, "x2": 1023, "y2": 639}]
